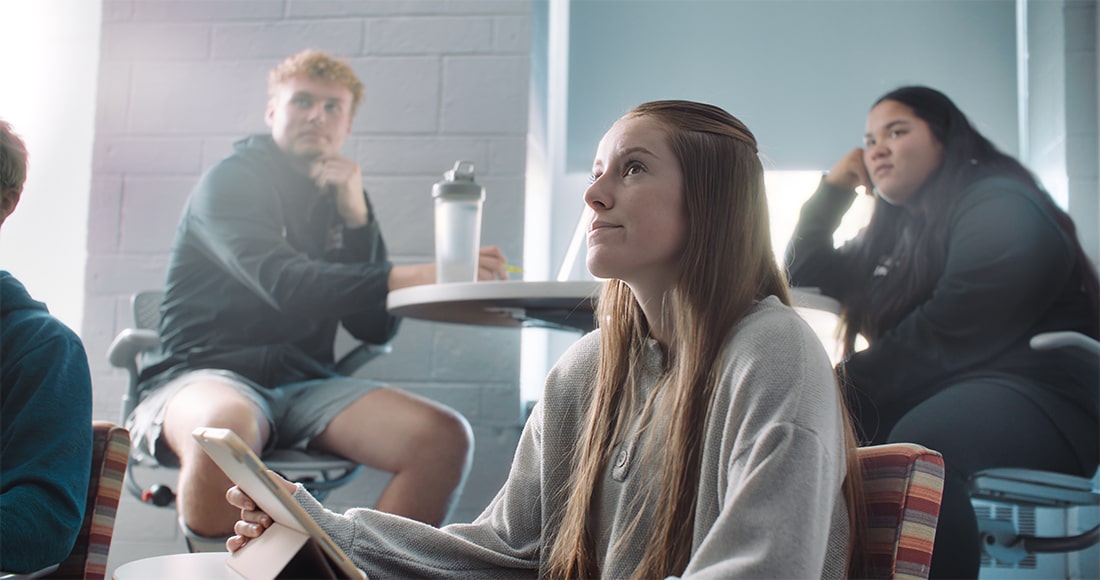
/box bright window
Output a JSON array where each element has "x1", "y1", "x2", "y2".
[
  {"x1": 0, "y1": 0, "x2": 101, "y2": 335},
  {"x1": 763, "y1": 170, "x2": 874, "y2": 260},
  {"x1": 765, "y1": 170, "x2": 873, "y2": 363}
]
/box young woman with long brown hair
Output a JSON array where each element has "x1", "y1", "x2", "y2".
[{"x1": 227, "y1": 100, "x2": 865, "y2": 578}]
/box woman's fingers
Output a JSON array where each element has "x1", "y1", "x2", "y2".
[
  {"x1": 226, "y1": 510, "x2": 269, "y2": 553},
  {"x1": 224, "y1": 475, "x2": 293, "y2": 555},
  {"x1": 226, "y1": 484, "x2": 273, "y2": 527},
  {"x1": 824, "y1": 148, "x2": 870, "y2": 192},
  {"x1": 226, "y1": 485, "x2": 254, "y2": 511},
  {"x1": 234, "y1": 519, "x2": 268, "y2": 538},
  {"x1": 226, "y1": 535, "x2": 248, "y2": 554}
]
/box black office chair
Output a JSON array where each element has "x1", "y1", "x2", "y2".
[
  {"x1": 968, "y1": 331, "x2": 1100, "y2": 569},
  {"x1": 107, "y1": 290, "x2": 390, "y2": 547}
]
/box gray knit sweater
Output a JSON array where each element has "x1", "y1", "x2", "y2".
[{"x1": 296, "y1": 296, "x2": 851, "y2": 578}]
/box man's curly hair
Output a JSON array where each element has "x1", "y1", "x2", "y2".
[{"x1": 268, "y1": 49, "x2": 365, "y2": 116}]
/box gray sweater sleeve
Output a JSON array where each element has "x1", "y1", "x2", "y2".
[
  {"x1": 678, "y1": 301, "x2": 849, "y2": 579},
  {"x1": 678, "y1": 424, "x2": 845, "y2": 579},
  {"x1": 292, "y1": 416, "x2": 547, "y2": 578}
]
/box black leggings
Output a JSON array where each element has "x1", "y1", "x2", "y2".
[{"x1": 866, "y1": 378, "x2": 1096, "y2": 579}]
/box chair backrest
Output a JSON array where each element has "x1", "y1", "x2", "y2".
[
  {"x1": 857, "y1": 443, "x2": 946, "y2": 580},
  {"x1": 132, "y1": 290, "x2": 164, "y2": 331},
  {"x1": 48, "y1": 421, "x2": 130, "y2": 580}
]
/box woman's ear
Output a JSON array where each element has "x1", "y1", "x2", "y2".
[{"x1": 0, "y1": 187, "x2": 21, "y2": 228}]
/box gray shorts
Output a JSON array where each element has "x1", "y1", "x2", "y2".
[{"x1": 126, "y1": 369, "x2": 384, "y2": 466}]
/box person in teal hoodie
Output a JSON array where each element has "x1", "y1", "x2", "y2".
[{"x1": 0, "y1": 119, "x2": 93, "y2": 574}]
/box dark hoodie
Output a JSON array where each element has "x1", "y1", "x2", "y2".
[
  {"x1": 787, "y1": 176, "x2": 1098, "y2": 466},
  {"x1": 0, "y1": 271, "x2": 92, "y2": 573},
  {"x1": 137, "y1": 134, "x2": 400, "y2": 391}
]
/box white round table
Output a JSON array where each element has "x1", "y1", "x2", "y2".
[
  {"x1": 387, "y1": 281, "x2": 840, "y2": 340},
  {"x1": 387, "y1": 280, "x2": 603, "y2": 332},
  {"x1": 113, "y1": 552, "x2": 240, "y2": 580}
]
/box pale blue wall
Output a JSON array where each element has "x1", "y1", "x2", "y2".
[{"x1": 565, "y1": 0, "x2": 1019, "y2": 172}]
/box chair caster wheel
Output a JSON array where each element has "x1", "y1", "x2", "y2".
[{"x1": 142, "y1": 484, "x2": 176, "y2": 506}]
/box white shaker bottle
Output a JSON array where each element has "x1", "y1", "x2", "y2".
[{"x1": 433, "y1": 161, "x2": 485, "y2": 283}]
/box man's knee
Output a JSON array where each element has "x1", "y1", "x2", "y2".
[
  {"x1": 403, "y1": 403, "x2": 473, "y2": 464},
  {"x1": 163, "y1": 381, "x2": 268, "y2": 453},
  {"x1": 321, "y1": 389, "x2": 473, "y2": 472},
  {"x1": 433, "y1": 406, "x2": 473, "y2": 453}
]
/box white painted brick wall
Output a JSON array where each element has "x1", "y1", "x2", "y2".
[
  {"x1": 93, "y1": 138, "x2": 204, "y2": 174},
  {"x1": 213, "y1": 20, "x2": 366, "y2": 58},
  {"x1": 88, "y1": 1, "x2": 533, "y2": 570},
  {"x1": 129, "y1": 1, "x2": 287, "y2": 22},
  {"x1": 442, "y1": 56, "x2": 529, "y2": 133},
  {"x1": 368, "y1": 17, "x2": 495, "y2": 54},
  {"x1": 354, "y1": 58, "x2": 443, "y2": 132},
  {"x1": 101, "y1": 22, "x2": 213, "y2": 60}
]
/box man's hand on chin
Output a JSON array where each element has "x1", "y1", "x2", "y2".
[{"x1": 310, "y1": 156, "x2": 368, "y2": 228}]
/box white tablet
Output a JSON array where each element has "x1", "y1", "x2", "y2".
[{"x1": 192, "y1": 427, "x2": 365, "y2": 579}]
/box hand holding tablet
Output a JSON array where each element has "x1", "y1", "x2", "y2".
[{"x1": 192, "y1": 427, "x2": 366, "y2": 580}]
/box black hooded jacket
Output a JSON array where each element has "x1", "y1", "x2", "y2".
[{"x1": 138, "y1": 135, "x2": 399, "y2": 390}]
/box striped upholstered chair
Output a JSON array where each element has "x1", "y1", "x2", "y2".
[
  {"x1": 47, "y1": 421, "x2": 131, "y2": 580},
  {"x1": 857, "y1": 443, "x2": 946, "y2": 579}
]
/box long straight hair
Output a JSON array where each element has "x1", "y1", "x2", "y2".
[
  {"x1": 545, "y1": 100, "x2": 866, "y2": 579},
  {"x1": 840, "y1": 86, "x2": 1100, "y2": 351}
]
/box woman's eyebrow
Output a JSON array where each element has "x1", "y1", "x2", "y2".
[
  {"x1": 865, "y1": 119, "x2": 910, "y2": 139},
  {"x1": 594, "y1": 144, "x2": 658, "y2": 171},
  {"x1": 618, "y1": 145, "x2": 656, "y2": 158}
]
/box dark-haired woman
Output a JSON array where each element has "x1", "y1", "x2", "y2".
[{"x1": 787, "y1": 85, "x2": 1099, "y2": 578}]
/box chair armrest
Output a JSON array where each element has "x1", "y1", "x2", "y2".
[
  {"x1": 969, "y1": 467, "x2": 1099, "y2": 508},
  {"x1": 1029, "y1": 331, "x2": 1100, "y2": 359},
  {"x1": 334, "y1": 342, "x2": 393, "y2": 376},
  {"x1": 107, "y1": 329, "x2": 161, "y2": 370}
]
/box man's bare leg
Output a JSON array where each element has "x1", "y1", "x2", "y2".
[
  {"x1": 310, "y1": 388, "x2": 473, "y2": 526},
  {"x1": 162, "y1": 381, "x2": 271, "y2": 538}
]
